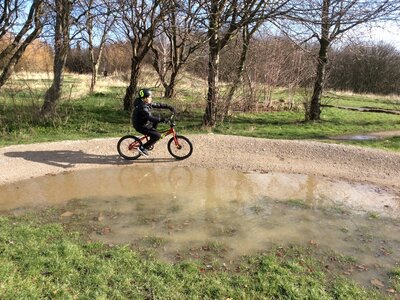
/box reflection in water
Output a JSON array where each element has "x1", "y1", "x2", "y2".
[
  {"x1": 0, "y1": 166, "x2": 399, "y2": 286},
  {"x1": 1, "y1": 166, "x2": 398, "y2": 216}
]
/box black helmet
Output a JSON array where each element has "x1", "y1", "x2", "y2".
[{"x1": 138, "y1": 88, "x2": 152, "y2": 99}]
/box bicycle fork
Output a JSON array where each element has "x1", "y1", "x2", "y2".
[{"x1": 171, "y1": 129, "x2": 182, "y2": 149}]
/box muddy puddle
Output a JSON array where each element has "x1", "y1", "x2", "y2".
[
  {"x1": 331, "y1": 130, "x2": 400, "y2": 141},
  {"x1": 332, "y1": 135, "x2": 381, "y2": 141},
  {"x1": 1, "y1": 166, "x2": 399, "y2": 287}
]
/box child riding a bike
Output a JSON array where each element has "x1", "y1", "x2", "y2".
[
  {"x1": 117, "y1": 89, "x2": 192, "y2": 160},
  {"x1": 132, "y1": 88, "x2": 175, "y2": 157}
]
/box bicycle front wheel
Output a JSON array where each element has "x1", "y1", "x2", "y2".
[
  {"x1": 117, "y1": 135, "x2": 142, "y2": 160},
  {"x1": 167, "y1": 135, "x2": 193, "y2": 160}
]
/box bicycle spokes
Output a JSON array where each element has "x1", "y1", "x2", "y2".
[
  {"x1": 167, "y1": 135, "x2": 193, "y2": 160},
  {"x1": 128, "y1": 142, "x2": 140, "y2": 150},
  {"x1": 117, "y1": 135, "x2": 142, "y2": 160},
  {"x1": 173, "y1": 136, "x2": 181, "y2": 148}
]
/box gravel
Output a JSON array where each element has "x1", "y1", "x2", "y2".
[{"x1": 1, "y1": 134, "x2": 400, "y2": 195}]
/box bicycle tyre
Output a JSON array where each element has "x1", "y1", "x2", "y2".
[
  {"x1": 117, "y1": 135, "x2": 142, "y2": 160},
  {"x1": 167, "y1": 135, "x2": 193, "y2": 160}
]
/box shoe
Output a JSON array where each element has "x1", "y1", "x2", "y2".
[{"x1": 138, "y1": 146, "x2": 149, "y2": 157}]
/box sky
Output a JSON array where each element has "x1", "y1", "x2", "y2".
[{"x1": 352, "y1": 22, "x2": 400, "y2": 48}]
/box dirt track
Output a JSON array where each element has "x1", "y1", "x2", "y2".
[{"x1": 1, "y1": 134, "x2": 400, "y2": 195}]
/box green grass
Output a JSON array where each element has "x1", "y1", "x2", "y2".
[
  {"x1": 0, "y1": 215, "x2": 389, "y2": 299},
  {"x1": 218, "y1": 108, "x2": 400, "y2": 139},
  {"x1": 1, "y1": 78, "x2": 400, "y2": 150},
  {"x1": 1, "y1": 91, "x2": 400, "y2": 150},
  {"x1": 216, "y1": 108, "x2": 400, "y2": 151},
  {"x1": 336, "y1": 137, "x2": 400, "y2": 152},
  {"x1": 0, "y1": 88, "x2": 130, "y2": 145},
  {"x1": 323, "y1": 91, "x2": 400, "y2": 110},
  {"x1": 391, "y1": 268, "x2": 400, "y2": 292}
]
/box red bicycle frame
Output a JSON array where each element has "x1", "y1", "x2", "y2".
[{"x1": 128, "y1": 124, "x2": 181, "y2": 150}]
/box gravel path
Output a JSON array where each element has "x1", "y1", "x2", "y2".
[{"x1": 1, "y1": 134, "x2": 400, "y2": 195}]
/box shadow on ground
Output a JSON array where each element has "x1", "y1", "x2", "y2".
[{"x1": 4, "y1": 150, "x2": 175, "y2": 168}]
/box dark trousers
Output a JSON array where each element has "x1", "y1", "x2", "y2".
[{"x1": 136, "y1": 126, "x2": 161, "y2": 149}]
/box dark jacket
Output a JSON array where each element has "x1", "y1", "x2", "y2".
[{"x1": 132, "y1": 98, "x2": 174, "y2": 130}]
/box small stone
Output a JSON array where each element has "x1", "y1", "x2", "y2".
[
  {"x1": 93, "y1": 213, "x2": 104, "y2": 221},
  {"x1": 343, "y1": 271, "x2": 351, "y2": 275},
  {"x1": 102, "y1": 227, "x2": 111, "y2": 235},
  {"x1": 356, "y1": 264, "x2": 367, "y2": 271},
  {"x1": 60, "y1": 211, "x2": 73, "y2": 217},
  {"x1": 370, "y1": 278, "x2": 385, "y2": 288}
]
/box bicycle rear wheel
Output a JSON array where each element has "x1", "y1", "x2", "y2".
[
  {"x1": 117, "y1": 135, "x2": 142, "y2": 160},
  {"x1": 167, "y1": 135, "x2": 193, "y2": 160}
]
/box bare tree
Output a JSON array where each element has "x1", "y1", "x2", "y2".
[
  {"x1": 151, "y1": 0, "x2": 207, "y2": 98},
  {"x1": 221, "y1": 23, "x2": 262, "y2": 121},
  {"x1": 41, "y1": 0, "x2": 87, "y2": 118},
  {"x1": 117, "y1": 0, "x2": 166, "y2": 111},
  {"x1": 201, "y1": 0, "x2": 290, "y2": 127},
  {"x1": 329, "y1": 41, "x2": 400, "y2": 95},
  {"x1": 78, "y1": 0, "x2": 117, "y2": 93},
  {"x1": 41, "y1": 0, "x2": 72, "y2": 117},
  {"x1": 248, "y1": 36, "x2": 314, "y2": 110},
  {"x1": 0, "y1": 0, "x2": 21, "y2": 40},
  {"x1": 286, "y1": 0, "x2": 400, "y2": 121},
  {"x1": 0, "y1": 0, "x2": 46, "y2": 89},
  {"x1": 102, "y1": 41, "x2": 131, "y2": 73}
]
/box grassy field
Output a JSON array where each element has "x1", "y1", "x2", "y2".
[
  {"x1": 1, "y1": 73, "x2": 400, "y2": 298},
  {"x1": 1, "y1": 72, "x2": 399, "y2": 151},
  {"x1": 1, "y1": 213, "x2": 395, "y2": 299}
]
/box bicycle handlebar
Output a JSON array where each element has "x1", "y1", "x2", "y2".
[{"x1": 165, "y1": 112, "x2": 176, "y2": 126}]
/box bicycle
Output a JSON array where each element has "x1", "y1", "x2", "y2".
[{"x1": 117, "y1": 114, "x2": 193, "y2": 160}]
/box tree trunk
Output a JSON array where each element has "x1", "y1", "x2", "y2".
[
  {"x1": 202, "y1": 0, "x2": 220, "y2": 127},
  {"x1": 222, "y1": 27, "x2": 250, "y2": 121},
  {"x1": 152, "y1": 45, "x2": 179, "y2": 99},
  {"x1": 151, "y1": 46, "x2": 169, "y2": 92},
  {"x1": 41, "y1": 50, "x2": 67, "y2": 117},
  {"x1": 164, "y1": 85, "x2": 174, "y2": 98},
  {"x1": 41, "y1": 0, "x2": 70, "y2": 118},
  {"x1": 308, "y1": 39, "x2": 330, "y2": 121},
  {"x1": 88, "y1": 17, "x2": 107, "y2": 94},
  {"x1": 90, "y1": 62, "x2": 99, "y2": 93},
  {"x1": 123, "y1": 57, "x2": 141, "y2": 111},
  {"x1": 165, "y1": 71, "x2": 177, "y2": 98},
  {"x1": 307, "y1": 0, "x2": 330, "y2": 121},
  {"x1": 203, "y1": 45, "x2": 219, "y2": 127}
]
